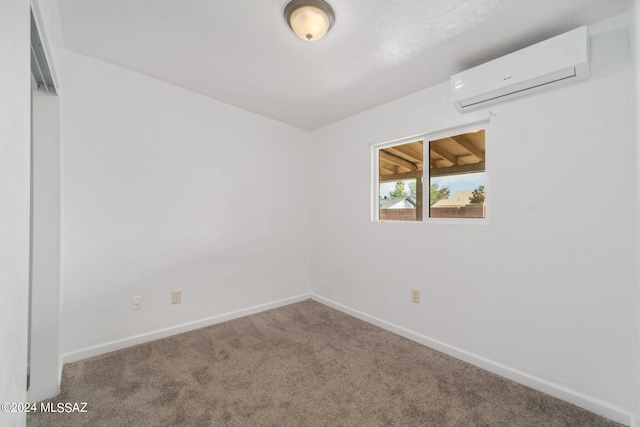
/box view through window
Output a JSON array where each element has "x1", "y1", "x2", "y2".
[
  {"x1": 378, "y1": 140, "x2": 423, "y2": 221},
  {"x1": 429, "y1": 129, "x2": 485, "y2": 219},
  {"x1": 377, "y1": 129, "x2": 485, "y2": 221}
]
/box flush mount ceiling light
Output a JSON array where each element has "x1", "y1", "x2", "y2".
[{"x1": 284, "y1": 0, "x2": 335, "y2": 42}]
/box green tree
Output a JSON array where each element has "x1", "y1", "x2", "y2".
[
  {"x1": 388, "y1": 181, "x2": 408, "y2": 198},
  {"x1": 429, "y1": 182, "x2": 450, "y2": 206},
  {"x1": 390, "y1": 180, "x2": 450, "y2": 205},
  {"x1": 409, "y1": 180, "x2": 416, "y2": 199},
  {"x1": 469, "y1": 185, "x2": 485, "y2": 205}
]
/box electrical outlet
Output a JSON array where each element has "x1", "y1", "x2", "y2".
[
  {"x1": 411, "y1": 289, "x2": 420, "y2": 303},
  {"x1": 171, "y1": 290, "x2": 181, "y2": 304},
  {"x1": 131, "y1": 296, "x2": 143, "y2": 311}
]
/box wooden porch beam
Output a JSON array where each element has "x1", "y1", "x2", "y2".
[
  {"x1": 450, "y1": 135, "x2": 485, "y2": 161},
  {"x1": 385, "y1": 146, "x2": 422, "y2": 165},
  {"x1": 379, "y1": 170, "x2": 423, "y2": 182},
  {"x1": 416, "y1": 176, "x2": 423, "y2": 221},
  {"x1": 430, "y1": 162, "x2": 485, "y2": 177},
  {"x1": 380, "y1": 150, "x2": 418, "y2": 171},
  {"x1": 429, "y1": 144, "x2": 458, "y2": 165}
]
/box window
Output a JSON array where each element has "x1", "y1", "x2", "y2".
[
  {"x1": 378, "y1": 140, "x2": 424, "y2": 221},
  {"x1": 428, "y1": 129, "x2": 485, "y2": 219},
  {"x1": 375, "y1": 126, "x2": 486, "y2": 221}
]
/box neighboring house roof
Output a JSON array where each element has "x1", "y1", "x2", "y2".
[
  {"x1": 431, "y1": 190, "x2": 475, "y2": 207},
  {"x1": 379, "y1": 197, "x2": 416, "y2": 209}
]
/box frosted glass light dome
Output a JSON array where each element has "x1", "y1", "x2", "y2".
[{"x1": 285, "y1": 0, "x2": 335, "y2": 42}]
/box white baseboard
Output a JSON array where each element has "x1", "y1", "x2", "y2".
[
  {"x1": 61, "y1": 292, "x2": 633, "y2": 425},
  {"x1": 27, "y1": 355, "x2": 64, "y2": 402},
  {"x1": 63, "y1": 293, "x2": 311, "y2": 364},
  {"x1": 28, "y1": 383, "x2": 61, "y2": 404},
  {"x1": 311, "y1": 294, "x2": 633, "y2": 426}
]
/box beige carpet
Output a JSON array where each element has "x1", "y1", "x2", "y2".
[{"x1": 28, "y1": 300, "x2": 622, "y2": 426}]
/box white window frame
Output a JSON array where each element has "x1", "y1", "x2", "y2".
[{"x1": 372, "y1": 121, "x2": 490, "y2": 225}]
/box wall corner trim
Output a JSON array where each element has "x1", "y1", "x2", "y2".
[{"x1": 311, "y1": 294, "x2": 633, "y2": 426}]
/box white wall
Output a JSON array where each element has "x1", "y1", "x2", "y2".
[
  {"x1": 42, "y1": 7, "x2": 638, "y2": 425},
  {"x1": 27, "y1": 0, "x2": 65, "y2": 404},
  {"x1": 630, "y1": 1, "x2": 640, "y2": 425},
  {"x1": 60, "y1": 50, "x2": 312, "y2": 360},
  {"x1": 29, "y1": 91, "x2": 61, "y2": 402},
  {"x1": 0, "y1": 0, "x2": 31, "y2": 425},
  {"x1": 311, "y1": 20, "x2": 635, "y2": 424}
]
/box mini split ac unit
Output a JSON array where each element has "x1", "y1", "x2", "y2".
[{"x1": 451, "y1": 26, "x2": 590, "y2": 113}]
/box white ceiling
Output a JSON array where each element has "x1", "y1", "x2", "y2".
[{"x1": 56, "y1": 0, "x2": 628, "y2": 130}]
